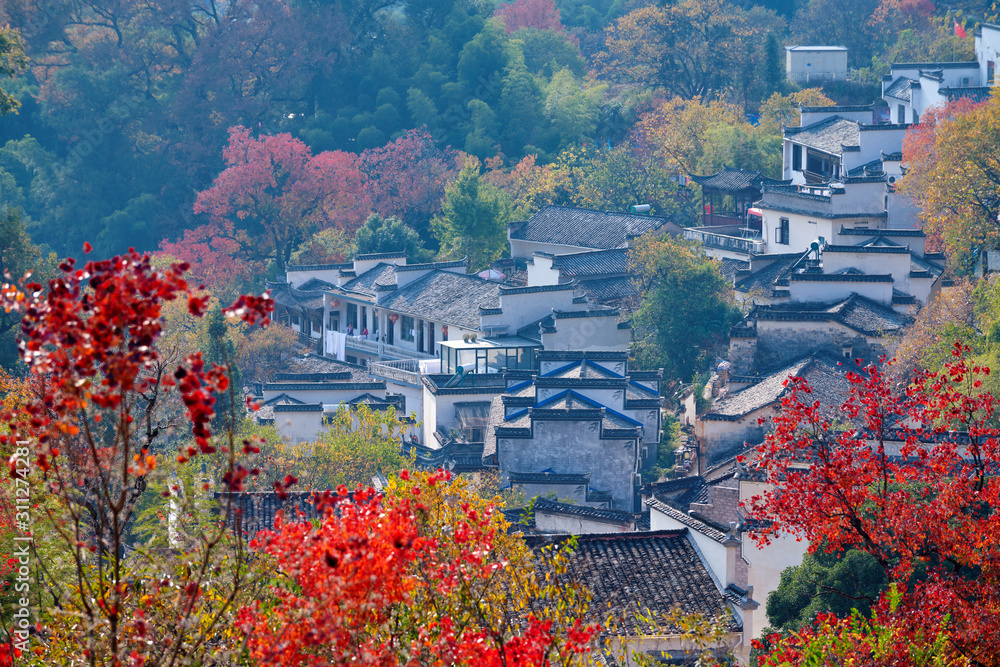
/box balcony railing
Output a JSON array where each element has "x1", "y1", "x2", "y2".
[
  {"x1": 339, "y1": 335, "x2": 435, "y2": 361},
  {"x1": 684, "y1": 227, "x2": 765, "y2": 256},
  {"x1": 369, "y1": 359, "x2": 423, "y2": 385}
]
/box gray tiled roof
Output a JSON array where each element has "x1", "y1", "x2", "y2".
[
  {"x1": 525, "y1": 530, "x2": 735, "y2": 635},
  {"x1": 297, "y1": 278, "x2": 337, "y2": 291},
  {"x1": 282, "y1": 354, "x2": 372, "y2": 382},
  {"x1": 577, "y1": 275, "x2": 636, "y2": 303},
  {"x1": 703, "y1": 352, "x2": 850, "y2": 420},
  {"x1": 645, "y1": 497, "x2": 727, "y2": 542},
  {"x1": 542, "y1": 360, "x2": 622, "y2": 380},
  {"x1": 719, "y1": 258, "x2": 750, "y2": 282},
  {"x1": 270, "y1": 282, "x2": 325, "y2": 310},
  {"x1": 510, "y1": 206, "x2": 672, "y2": 250},
  {"x1": 941, "y1": 86, "x2": 993, "y2": 103},
  {"x1": 785, "y1": 117, "x2": 861, "y2": 154},
  {"x1": 884, "y1": 76, "x2": 915, "y2": 102},
  {"x1": 341, "y1": 263, "x2": 397, "y2": 296},
  {"x1": 754, "y1": 293, "x2": 911, "y2": 337},
  {"x1": 378, "y1": 271, "x2": 502, "y2": 330},
  {"x1": 690, "y1": 167, "x2": 788, "y2": 192},
  {"x1": 253, "y1": 393, "x2": 305, "y2": 421},
  {"x1": 481, "y1": 395, "x2": 506, "y2": 461},
  {"x1": 215, "y1": 492, "x2": 323, "y2": 537},
  {"x1": 502, "y1": 391, "x2": 640, "y2": 432},
  {"x1": 551, "y1": 248, "x2": 631, "y2": 276},
  {"x1": 533, "y1": 498, "x2": 634, "y2": 524},
  {"x1": 734, "y1": 253, "x2": 809, "y2": 295}
]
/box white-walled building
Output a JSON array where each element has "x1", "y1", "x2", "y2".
[
  {"x1": 785, "y1": 46, "x2": 848, "y2": 85},
  {"x1": 881, "y1": 22, "x2": 1000, "y2": 124}
]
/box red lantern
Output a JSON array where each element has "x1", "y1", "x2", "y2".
[
  {"x1": 389, "y1": 313, "x2": 399, "y2": 323},
  {"x1": 331, "y1": 299, "x2": 341, "y2": 308},
  {"x1": 441, "y1": 325, "x2": 448, "y2": 336}
]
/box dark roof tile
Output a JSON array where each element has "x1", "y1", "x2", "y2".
[
  {"x1": 526, "y1": 530, "x2": 735, "y2": 634},
  {"x1": 379, "y1": 271, "x2": 501, "y2": 330},
  {"x1": 510, "y1": 206, "x2": 673, "y2": 250}
]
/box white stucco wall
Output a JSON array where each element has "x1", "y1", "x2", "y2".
[
  {"x1": 534, "y1": 511, "x2": 632, "y2": 534},
  {"x1": 541, "y1": 316, "x2": 632, "y2": 351},
  {"x1": 526, "y1": 255, "x2": 561, "y2": 286},
  {"x1": 272, "y1": 409, "x2": 324, "y2": 445},
  {"x1": 785, "y1": 48, "x2": 848, "y2": 85},
  {"x1": 285, "y1": 266, "x2": 346, "y2": 289},
  {"x1": 821, "y1": 249, "x2": 910, "y2": 292},
  {"x1": 739, "y1": 480, "x2": 810, "y2": 641},
  {"x1": 788, "y1": 277, "x2": 893, "y2": 305},
  {"x1": 977, "y1": 24, "x2": 1000, "y2": 86}
]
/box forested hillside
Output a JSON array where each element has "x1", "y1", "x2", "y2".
[{"x1": 0, "y1": 0, "x2": 989, "y2": 264}]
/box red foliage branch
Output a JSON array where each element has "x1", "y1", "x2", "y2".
[
  {"x1": 239, "y1": 471, "x2": 597, "y2": 666},
  {"x1": 744, "y1": 345, "x2": 1000, "y2": 664}
]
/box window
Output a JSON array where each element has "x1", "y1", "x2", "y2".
[
  {"x1": 990, "y1": 61, "x2": 996, "y2": 85},
  {"x1": 913, "y1": 111, "x2": 919, "y2": 124},
  {"x1": 897, "y1": 104, "x2": 905, "y2": 124},
  {"x1": 775, "y1": 218, "x2": 790, "y2": 245},
  {"x1": 401, "y1": 316, "x2": 415, "y2": 342},
  {"x1": 347, "y1": 303, "x2": 357, "y2": 329},
  {"x1": 792, "y1": 144, "x2": 802, "y2": 171}
]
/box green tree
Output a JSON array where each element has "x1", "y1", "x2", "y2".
[
  {"x1": 354, "y1": 213, "x2": 434, "y2": 262},
  {"x1": 260, "y1": 404, "x2": 409, "y2": 490},
  {"x1": 200, "y1": 302, "x2": 242, "y2": 429},
  {"x1": 497, "y1": 50, "x2": 544, "y2": 159},
  {"x1": 0, "y1": 26, "x2": 26, "y2": 115},
  {"x1": 432, "y1": 159, "x2": 512, "y2": 271},
  {"x1": 544, "y1": 67, "x2": 606, "y2": 150},
  {"x1": 0, "y1": 208, "x2": 55, "y2": 369},
  {"x1": 767, "y1": 548, "x2": 889, "y2": 632},
  {"x1": 629, "y1": 233, "x2": 741, "y2": 382}
]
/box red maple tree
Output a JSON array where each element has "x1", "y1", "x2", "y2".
[
  {"x1": 358, "y1": 128, "x2": 460, "y2": 234},
  {"x1": 0, "y1": 246, "x2": 273, "y2": 664},
  {"x1": 746, "y1": 346, "x2": 1000, "y2": 665},
  {"x1": 493, "y1": 0, "x2": 567, "y2": 34},
  {"x1": 194, "y1": 126, "x2": 370, "y2": 275},
  {"x1": 239, "y1": 470, "x2": 599, "y2": 666}
]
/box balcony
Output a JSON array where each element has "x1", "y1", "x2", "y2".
[
  {"x1": 337, "y1": 334, "x2": 435, "y2": 361},
  {"x1": 684, "y1": 226, "x2": 765, "y2": 257},
  {"x1": 368, "y1": 358, "x2": 442, "y2": 386}
]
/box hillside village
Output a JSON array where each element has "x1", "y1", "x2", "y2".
[
  {"x1": 9, "y1": 0, "x2": 1000, "y2": 662},
  {"x1": 218, "y1": 25, "x2": 1000, "y2": 663}
]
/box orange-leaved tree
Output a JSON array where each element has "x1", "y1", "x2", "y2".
[{"x1": 239, "y1": 469, "x2": 599, "y2": 666}]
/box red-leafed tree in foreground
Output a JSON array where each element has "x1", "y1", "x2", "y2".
[
  {"x1": 0, "y1": 247, "x2": 272, "y2": 665},
  {"x1": 746, "y1": 346, "x2": 1000, "y2": 665},
  {"x1": 239, "y1": 469, "x2": 599, "y2": 667}
]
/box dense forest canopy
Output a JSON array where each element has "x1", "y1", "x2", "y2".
[{"x1": 0, "y1": 0, "x2": 989, "y2": 269}]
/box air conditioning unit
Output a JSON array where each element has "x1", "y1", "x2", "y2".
[{"x1": 963, "y1": 77, "x2": 972, "y2": 86}]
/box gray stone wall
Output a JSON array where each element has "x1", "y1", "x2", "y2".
[{"x1": 498, "y1": 419, "x2": 639, "y2": 511}]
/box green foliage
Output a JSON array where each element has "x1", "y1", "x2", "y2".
[
  {"x1": 353, "y1": 213, "x2": 433, "y2": 262},
  {"x1": 260, "y1": 404, "x2": 409, "y2": 491},
  {"x1": 630, "y1": 234, "x2": 742, "y2": 383},
  {"x1": 767, "y1": 548, "x2": 889, "y2": 631},
  {"x1": 432, "y1": 159, "x2": 512, "y2": 271},
  {"x1": 642, "y1": 413, "x2": 679, "y2": 484},
  {"x1": 0, "y1": 26, "x2": 27, "y2": 115}
]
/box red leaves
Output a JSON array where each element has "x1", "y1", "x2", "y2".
[
  {"x1": 239, "y1": 475, "x2": 597, "y2": 666},
  {"x1": 1, "y1": 246, "x2": 277, "y2": 474},
  {"x1": 224, "y1": 293, "x2": 273, "y2": 327},
  {"x1": 747, "y1": 348, "x2": 1000, "y2": 663}
]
